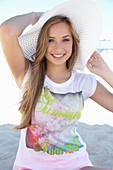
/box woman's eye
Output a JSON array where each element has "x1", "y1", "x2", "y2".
[
  {"x1": 63, "y1": 39, "x2": 70, "y2": 42},
  {"x1": 49, "y1": 39, "x2": 54, "y2": 42}
]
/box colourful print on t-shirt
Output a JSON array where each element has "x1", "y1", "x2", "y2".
[{"x1": 26, "y1": 86, "x2": 84, "y2": 155}]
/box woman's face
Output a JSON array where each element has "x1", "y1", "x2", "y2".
[{"x1": 45, "y1": 22, "x2": 73, "y2": 68}]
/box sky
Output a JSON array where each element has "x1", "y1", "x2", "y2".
[{"x1": 0, "y1": 0, "x2": 113, "y2": 35}]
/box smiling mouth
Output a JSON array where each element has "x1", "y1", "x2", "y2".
[{"x1": 52, "y1": 54, "x2": 65, "y2": 58}]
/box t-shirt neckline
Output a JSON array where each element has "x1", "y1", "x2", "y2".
[{"x1": 45, "y1": 70, "x2": 74, "y2": 87}]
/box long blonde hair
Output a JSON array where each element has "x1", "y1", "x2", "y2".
[{"x1": 14, "y1": 15, "x2": 80, "y2": 130}]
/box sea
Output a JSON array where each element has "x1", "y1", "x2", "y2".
[{"x1": 97, "y1": 40, "x2": 113, "y2": 53}]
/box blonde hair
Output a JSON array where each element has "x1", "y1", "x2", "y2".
[{"x1": 14, "y1": 15, "x2": 80, "y2": 130}]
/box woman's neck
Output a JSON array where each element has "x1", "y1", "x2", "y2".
[{"x1": 46, "y1": 63, "x2": 71, "y2": 83}]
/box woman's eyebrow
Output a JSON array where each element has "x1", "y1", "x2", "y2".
[
  {"x1": 49, "y1": 35, "x2": 71, "y2": 38},
  {"x1": 62, "y1": 35, "x2": 71, "y2": 38}
]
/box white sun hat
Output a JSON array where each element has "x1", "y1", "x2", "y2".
[{"x1": 18, "y1": 0, "x2": 102, "y2": 70}]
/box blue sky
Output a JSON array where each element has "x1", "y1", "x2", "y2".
[{"x1": 0, "y1": 0, "x2": 113, "y2": 34}]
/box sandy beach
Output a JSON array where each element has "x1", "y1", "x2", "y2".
[{"x1": 0, "y1": 49, "x2": 113, "y2": 169}]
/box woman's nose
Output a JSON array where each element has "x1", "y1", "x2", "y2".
[{"x1": 54, "y1": 42, "x2": 63, "y2": 51}]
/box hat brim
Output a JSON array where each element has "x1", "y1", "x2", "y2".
[{"x1": 18, "y1": 0, "x2": 102, "y2": 70}]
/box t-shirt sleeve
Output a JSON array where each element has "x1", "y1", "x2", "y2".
[
  {"x1": 82, "y1": 74, "x2": 97, "y2": 101},
  {"x1": 21, "y1": 63, "x2": 31, "y2": 89},
  {"x1": 19, "y1": 63, "x2": 31, "y2": 97}
]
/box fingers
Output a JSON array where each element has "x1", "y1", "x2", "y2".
[
  {"x1": 86, "y1": 61, "x2": 92, "y2": 68},
  {"x1": 86, "y1": 51, "x2": 98, "y2": 68},
  {"x1": 88, "y1": 51, "x2": 101, "y2": 63},
  {"x1": 92, "y1": 50, "x2": 102, "y2": 59},
  {"x1": 31, "y1": 12, "x2": 43, "y2": 25},
  {"x1": 86, "y1": 62, "x2": 93, "y2": 73}
]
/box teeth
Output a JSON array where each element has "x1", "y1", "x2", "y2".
[{"x1": 53, "y1": 54, "x2": 63, "y2": 58}]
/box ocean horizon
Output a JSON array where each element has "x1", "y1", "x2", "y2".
[{"x1": 97, "y1": 40, "x2": 113, "y2": 52}]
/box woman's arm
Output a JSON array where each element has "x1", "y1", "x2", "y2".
[
  {"x1": 0, "y1": 12, "x2": 43, "y2": 88},
  {"x1": 86, "y1": 51, "x2": 113, "y2": 112}
]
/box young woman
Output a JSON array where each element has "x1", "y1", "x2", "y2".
[{"x1": 0, "y1": 0, "x2": 113, "y2": 169}]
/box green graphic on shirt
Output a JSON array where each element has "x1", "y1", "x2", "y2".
[
  {"x1": 35, "y1": 86, "x2": 83, "y2": 120},
  {"x1": 33, "y1": 136, "x2": 83, "y2": 155}
]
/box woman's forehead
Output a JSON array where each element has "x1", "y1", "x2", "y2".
[{"x1": 49, "y1": 22, "x2": 72, "y2": 37}]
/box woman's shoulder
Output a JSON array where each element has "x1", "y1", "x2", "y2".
[
  {"x1": 72, "y1": 70, "x2": 97, "y2": 100},
  {"x1": 72, "y1": 70, "x2": 96, "y2": 81}
]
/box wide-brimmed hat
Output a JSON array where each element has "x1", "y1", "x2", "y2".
[{"x1": 18, "y1": 0, "x2": 102, "y2": 70}]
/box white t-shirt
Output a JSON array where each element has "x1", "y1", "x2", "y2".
[{"x1": 13, "y1": 65, "x2": 97, "y2": 170}]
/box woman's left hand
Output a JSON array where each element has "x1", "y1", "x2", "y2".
[
  {"x1": 31, "y1": 12, "x2": 43, "y2": 26},
  {"x1": 86, "y1": 51, "x2": 110, "y2": 77}
]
